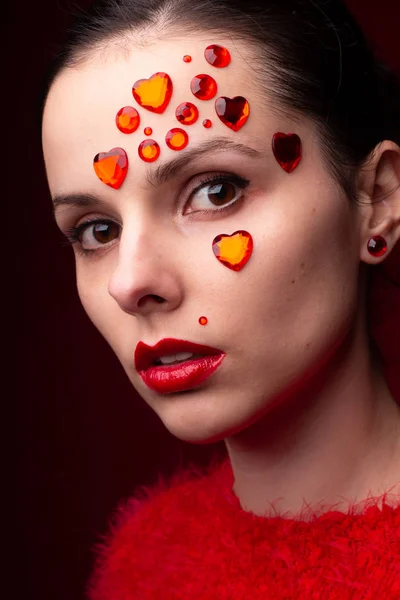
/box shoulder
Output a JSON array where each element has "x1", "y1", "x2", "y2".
[
  {"x1": 86, "y1": 456, "x2": 231, "y2": 598},
  {"x1": 86, "y1": 456, "x2": 400, "y2": 600}
]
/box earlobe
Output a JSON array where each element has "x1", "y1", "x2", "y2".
[{"x1": 358, "y1": 141, "x2": 400, "y2": 265}]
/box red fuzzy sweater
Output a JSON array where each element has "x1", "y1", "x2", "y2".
[{"x1": 87, "y1": 456, "x2": 400, "y2": 599}]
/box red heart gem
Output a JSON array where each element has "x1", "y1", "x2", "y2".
[
  {"x1": 93, "y1": 147, "x2": 128, "y2": 189},
  {"x1": 215, "y1": 96, "x2": 250, "y2": 132},
  {"x1": 212, "y1": 230, "x2": 253, "y2": 271},
  {"x1": 272, "y1": 133, "x2": 302, "y2": 173},
  {"x1": 132, "y1": 72, "x2": 173, "y2": 114}
]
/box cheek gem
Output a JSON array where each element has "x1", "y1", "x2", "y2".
[
  {"x1": 203, "y1": 119, "x2": 212, "y2": 128},
  {"x1": 212, "y1": 230, "x2": 253, "y2": 271},
  {"x1": 93, "y1": 147, "x2": 128, "y2": 189},
  {"x1": 138, "y1": 139, "x2": 161, "y2": 163},
  {"x1": 175, "y1": 102, "x2": 199, "y2": 125},
  {"x1": 144, "y1": 127, "x2": 153, "y2": 136},
  {"x1": 215, "y1": 96, "x2": 250, "y2": 132},
  {"x1": 183, "y1": 55, "x2": 192, "y2": 63},
  {"x1": 165, "y1": 128, "x2": 189, "y2": 151},
  {"x1": 204, "y1": 44, "x2": 231, "y2": 68},
  {"x1": 116, "y1": 106, "x2": 140, "y2": 134},
  {"x1": 190, "y1": 74, "x2": 218, "y2": 100},
  {"x1": 199, "y1": 316, "x2": 208, "y2": 326},
  {"x1": 272, "y1": 133, "x2": 302, "y2": 173},
  {"x1": 132, "y1": 72, "x2": 173, "y2": 114}
]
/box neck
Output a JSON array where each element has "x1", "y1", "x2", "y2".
[{"x1": 225, "y1": 316, "x2": 400, "y2": 519}]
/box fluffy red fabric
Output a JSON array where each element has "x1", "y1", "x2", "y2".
[{"x1": 87, "y1": 456, "x2": 400, "y2": 599}]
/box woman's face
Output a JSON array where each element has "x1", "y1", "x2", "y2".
[{"x1": 42, "y1": 36, "x2": 361, "y2": 443}]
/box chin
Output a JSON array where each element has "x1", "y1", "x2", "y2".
[{"x1": 150, "y1": 388, "x2": 259, "y2": 446}]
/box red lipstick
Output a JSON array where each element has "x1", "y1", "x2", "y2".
[{"x1": 134, "y1": 338, "x2": 226, "y2": 394}]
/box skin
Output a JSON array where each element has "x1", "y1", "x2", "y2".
[{"x1": 42, "y1": 35, "x2": 400, "y2": 518}]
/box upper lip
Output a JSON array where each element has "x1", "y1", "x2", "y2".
[{"x1": 134, "y1": 338, "x2": 224, "y2": 371}]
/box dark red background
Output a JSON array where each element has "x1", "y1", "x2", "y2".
[{"x1": 16, "y1": 2, "x2": 400, "y2": 599}]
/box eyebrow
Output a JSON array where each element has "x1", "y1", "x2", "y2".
[{"x1": 52, "y1": 138, "x2": 263, "y2": 214}]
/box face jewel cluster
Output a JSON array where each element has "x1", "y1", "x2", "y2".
[
  {"x1": 92, "y1": 43, "x2": 250, "y2": 187},
  {"x1": 93, "y1": 44, "x2": 302, "y2": 189}
]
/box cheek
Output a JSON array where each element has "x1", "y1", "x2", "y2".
[{"x1": 207, "y1": 196, "x2": 358, "y2": 356}]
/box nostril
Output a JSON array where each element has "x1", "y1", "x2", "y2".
[{"x1": 138, "y1": 294, "x2": 165, "y2": 308}]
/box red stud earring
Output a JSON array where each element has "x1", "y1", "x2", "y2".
[{"x1": 367, "y1": 235, "x2": 387, "y2": 257}]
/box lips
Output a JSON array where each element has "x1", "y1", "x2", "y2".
[
  {"x1": 134, "y1": 338, "x2": 223, "y2": 371},
  {"x1": 134, "y1": 338, "x2": 226, "y2": 394}
]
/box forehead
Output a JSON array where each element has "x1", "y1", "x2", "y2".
[{"x1": 42, "y1": 37, "x2": 274, "y2": 194}]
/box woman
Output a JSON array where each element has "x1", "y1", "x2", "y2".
[{"x1": 41, "y1": 0, "x2": 400, "y2": 597}]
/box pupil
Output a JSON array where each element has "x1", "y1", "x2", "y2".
[
  {"x1": 208, "y1": 182, "x2": 235, "y2": 206},
  {"x1": 93, "y1": 223, "x2": 117, "y2": 243}
]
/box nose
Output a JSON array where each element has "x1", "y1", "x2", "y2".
[{"x1": 108, "y1": 225, "x2": 184, "y2": 317}]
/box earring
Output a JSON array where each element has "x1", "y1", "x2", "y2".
[{"x1": 367, "y1": 235, "x2": 387, "y2": 257}]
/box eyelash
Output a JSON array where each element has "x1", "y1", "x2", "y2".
[{"x1": 62, "y1": 173, "x2": 250, "y2": 258}]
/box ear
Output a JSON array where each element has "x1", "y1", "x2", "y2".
[{"x1": 356, "y1": 140, "x2": 400, "y2": 264}]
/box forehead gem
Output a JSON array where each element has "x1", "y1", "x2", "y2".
[
  {"x1": 93, "y1": 147, "x2": 128, "y2": 189},
  {"x1": 115, "y1": 106, "x2": 140, "y2": 134},
  {"x1": 183, "y1": 55, "x2": 192, "y2": 63},
  {"x1": 138, "y1": 139, "x2": 161, "y2": 163},
  {"x1": 175, "y1": 102, "x2": 199, "y2": 125},
  {"x1": 165, "y1": 128, "x2": 189, "y2": 151},
  {"x1": 144, "y1": 127, "x2": 153, "y2": 136},
  {"x1": 190, "y1": 74, "x2": 218, "y2": 100},
  {"x1": 204, "y1": 45, "x2": 231, "y2": 68},
  {"x1": 202, "y1": 119, "x2": 212, "y2": 128},
  {"x1": 215, "y1": 96, "x2": 250, "y2": 132},
  {"x1": 272, "y1": 133, "x2": 302, "y2": 173},
  {"x1": 132, "y1": 72, "x2": 173, "y2": 114}
]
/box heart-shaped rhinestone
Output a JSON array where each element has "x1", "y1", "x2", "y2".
[
  {"x1": 212, "y1": 230, "x2": 253, "y2": 271},
  {"x1": 272, "y1": 133, "x2": 302, "y2": 173},
  {"x1": 215, "y1": 96, "x2": 250, "y2": 131},
  {"x1": 132, "y1": 72, "x2": 173, "y2": 114},
  {"x1": 93, "y1": 147, "x2": 128, "y2": 189}
]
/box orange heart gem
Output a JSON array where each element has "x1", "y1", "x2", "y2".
[
  {"x1": 132, "y1": 72, "x2": 173, "y2": 114},
  {"x1": 212, "y1": 230, "x2": 253, "y2": 271},
  {"x1": 93, "y1": 147, "x2": 128, "y2": 189}
]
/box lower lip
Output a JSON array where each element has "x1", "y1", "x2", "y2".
[{"x1": 138, "y1": 354, "x2": 226, "y2": 394}]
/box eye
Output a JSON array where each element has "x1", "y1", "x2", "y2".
[
  {"x1": 63, "y1": 219, "x2": 120, "y2": 256},
  {"x1": 185, "y1": 174, "x2": 249, "y2": 214},
  {"x1": 81, "y1": 221, "x2": 119, "y2": 247}
]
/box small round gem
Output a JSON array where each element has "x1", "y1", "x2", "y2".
[
  {"x1": 144, "y1": 127, "x2": 153, "y2": 136},
  {"x1": 116, "y1": 106, "x2": 140, "y2": 134},
  {"x1": 190, "y1": 74, "x2": 217, "y2": 100},
  {"x1": 165, "y1": 128, "x2": 189, "y2": 151},
  {"x1": 204, "y1": 44, "x2": 231, "y2": 68},
  {"x1": 138, "y1": 139, "x2": 160, "y2": 163},
  {"x1": 199, "y1": 316, "x2": 208, "y2": 326},
  {"x1": 367, "y1": 235, "x2": 387, "y2": 257},
  {"x1": 183, "y1": 55, "x2": 192, "y2": 63},
  {"x1": 202, "y1": 119, "x2": 212, "y2": 128},
  {"x1": 175, "y1": 102, "x2": 199, "y2": 125}
]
